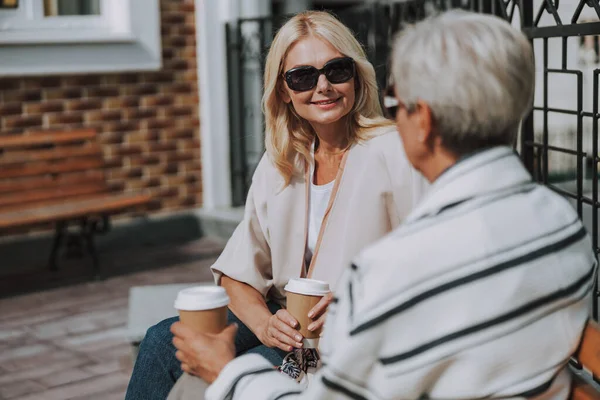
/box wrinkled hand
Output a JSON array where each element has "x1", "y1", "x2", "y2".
[
  {"x1": 171, "y1": 322, "x2": 238, "y2": 384},
  {"x1": 307, "y1": 292, "x2": 333, "y2": 333},
  {"x1": 258, "y1": 309, "x2": 303, "y2": 352}
]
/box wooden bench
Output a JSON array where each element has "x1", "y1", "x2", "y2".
[
  {"x1": 0, "y1": 129, "x2": 151, "y2": 277},
  {"x1": 572, "y1": 320, "x2": 600, "y2": 399}
]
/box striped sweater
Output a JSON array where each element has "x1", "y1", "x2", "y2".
[{"x1": 206, "y1": 146, "x2": 596, "y2": 400}]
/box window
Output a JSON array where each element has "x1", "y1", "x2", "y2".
[
  {"x1": 44, "y1": 0, "x2": 100, "y2": 16},
  {"x1": 0, "y1": 0, "x2": 161, "y2": 75}
]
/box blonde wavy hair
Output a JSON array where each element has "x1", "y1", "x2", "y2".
[{"x1": 262, "y1": 10, "x2": 393, "y2": 186}]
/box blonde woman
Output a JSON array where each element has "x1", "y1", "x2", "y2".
[{"x1": 126, "y1": 11, "x2": 426, "y2": 400}]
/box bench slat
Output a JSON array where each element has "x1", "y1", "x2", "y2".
[
  {"x1": 0, "y1": 129, "x2": 96, "y2": 149},
  {"x1": 0, "y1": 171, "x2": 105, "y2": 194},
  {"x1": 576, "y1": 321, "x2": 600, "y2": 378},
  {"x1": 0, "y1": 193, "x2": 151, "y2": 230},
  {"x1": 572, "y1": 376, "x2": 600, "y2": 400},
  {"x1": 0, "y1": 183, "x2": 108, "y2": 210},
  {"x1": 0, "y1": 158, "x2": 104, "y2": 179},
  {"x1": 0, "y1": 144, "x2": 101, "y2": 165}
]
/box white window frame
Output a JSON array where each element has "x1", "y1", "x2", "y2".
[{"x1": 0, "y1": 0, "x2": 161, "y2": 76}]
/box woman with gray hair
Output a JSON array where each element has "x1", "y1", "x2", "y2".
[{"x1": 166, "y1": 10, "x2": 595, "y2": 399}]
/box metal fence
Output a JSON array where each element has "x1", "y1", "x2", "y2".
[{"x1": 225, "y1": 1, "x2": 600, "y2": 316}]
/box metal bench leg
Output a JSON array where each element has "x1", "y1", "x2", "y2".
[
  {"x1": 85, "y1": 232, "x2": 100, "y2": 280},
  {"x1": 48, "y1": 221, "x2": 67, "y2": 271},
  {"x1": 82, "y1": 215, "x2": 109, "y2": 280}
]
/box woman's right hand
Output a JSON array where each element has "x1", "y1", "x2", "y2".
[{"x1": 258, "y1": 309, "x2": 304, "y2": 352}]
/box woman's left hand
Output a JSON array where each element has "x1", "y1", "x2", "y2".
[
  {"x1": 171, "y1": 322, "x2": 238, "y2": 384},
  {"x1": 306, "y1": 292, "x2": 334, "y2": 333}
]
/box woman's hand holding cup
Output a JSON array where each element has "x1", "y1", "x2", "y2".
[
  {"x1": 307, "y1": 292, "x2": 333, "y2": 332},
  {"x1": 259, "y1": 309, "x2": 304, "y2": 351}
]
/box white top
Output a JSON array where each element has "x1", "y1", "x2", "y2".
[
  {"x1": 205, "y1": 147, "x2": 595, "y2": 400},
  {"x1": 304, "y1": 142, "x2": 335, "y2": 267}
]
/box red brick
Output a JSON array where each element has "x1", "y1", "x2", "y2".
[
  {"x1": 100, "y1": 133, "x2": 125, "y2": 145},
  {"x1": 144, "y1": 177, "x2": 161, "y2": 188},
  {"x1": 165, "y1": 59, "x2": 190, "y2": 71},
  {"x1": 4, "y1": 89, "x2": 43, "y2": 102},
  {"x1": 3, "y1": 115, "x2": 43, "y2": 129},
  {"x1": 126, "y1": 168, "x2": 143, "y2": 178},
  {"x1": 124, "y1": 108, "x2": 157, "y2": 120},
  {"x1": 179, "y1": 47, "x2": 196, "y2": 59},
  {"x1": 145, "y1": 119, "x2": 175, "y2": 130},
  {"x1": 46, "y1": 113, "x2": 84, "y2": 125},
  {"x1": 166, "y1": 152, "x2": 195, "y2": 162},
  {"x1": 148, "y1": 142, "x2": 177, "y2": 152},
  {"x1": 114, "y1": 145, "x2": 143, "y2": 156},
  {"x1": 143, "y1": 72, "x2": 175, "y2": 84},
  {"x1": 165, "y1": 105, "x2": 194, "y2": 118},
  {"x1": 45, "y1": 87, "x2": 82, "y2": 100},
  {"x1": 23, "y1": 77, "x2": 62, "y2": 89},
  {"x1": 130, "y1": 154, "x2": 161, "y2": 167},
  {"x1": 87, "y1": 86, "x2": 120, "y2": 97},
  {"x1": 104, "y1": 73, "x2": 140, "y2": 85},
  {"x1": 105, "y1": 97, "x2": 140, "y2": 109},
  {"x1": 168, "y1": 36, "x2": 187, "y2": 48},
  {"x1": 162, "y1": 48, "x2": 175, "y2": 60},
  {"x1": 25, "y1": 101, "x2": 65, "y2": 114},
  {"x1": 163, "y1": 82, "x2": 194, "y2": 94},
  {"x1": 0, "y1": 79, "x2": 21, "y2": 91},
  {"x1": 162, "y1": 163, "x2": 179, "y2": 174},
  {"x1": 62, "y1": 75, "x2": 102, "y2": 86},
  {"x1": 0, "y1": 102, "x2": 22, "y2": 116},
  {"x1": 66, "y1": 99, "x2": 103, "y2": 112},
  {"x1": 141, "y1": 95, "x2": 174, "y2": 107},
  {"x1": 162, "y1": 13, "x2": 186, "y2": 24},
  {"x1": 180, "y1": 2, "x2": 195, "y2": 12},
  {"x1": 164, "y1": 128, "x2": 194, "y2": 140},
  {"x1": 86, "y1": 110, "x2": 122, "y2": 123},
  {"x1": 104, "y1": 121, "x2": 138, "y2": 132},
  {"x1": 177, "y1": 25, "x2": 196, "y2": 35},
  {"x1": 125, "y1": 84, "x2": 159, "y2": 96}
]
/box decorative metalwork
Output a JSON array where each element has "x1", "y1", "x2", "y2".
[{"x1": 225, "y1": 4, "x2": 600, "y2": 317}]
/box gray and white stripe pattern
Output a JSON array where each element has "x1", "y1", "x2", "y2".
[{"x1": 206, "y1": 146, "x2": 596, "y2": 400}]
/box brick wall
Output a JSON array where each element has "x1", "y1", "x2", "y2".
[{"x1": 0, "y1": 0, "x2": 201, "y2": 220}]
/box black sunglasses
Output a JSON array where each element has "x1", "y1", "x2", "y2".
[{"x1": 283, "y1": 57, "x2": 355, "y2": 92}]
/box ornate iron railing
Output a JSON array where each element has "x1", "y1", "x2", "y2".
[{"x1": 225, "y1": 2, "x2": 600, "y2": 305}]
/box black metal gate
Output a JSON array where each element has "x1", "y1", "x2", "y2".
[{"x1": 225, "y1": 1, "x2": 600, "y2": 284}]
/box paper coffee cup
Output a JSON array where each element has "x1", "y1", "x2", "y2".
[
  {"x1": 174, "y1": 286, "x2": 230, "y2": 334},
  {"x1": 285, "y1": 278, "x2": 330, "y2": 348}
]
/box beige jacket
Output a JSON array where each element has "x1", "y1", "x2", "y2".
[{"x1": 211, "y1": 127, "x2": 428, "y2": 305}]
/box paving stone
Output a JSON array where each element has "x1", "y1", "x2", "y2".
[
  {"x1": 0, "y1": 349, "x2": 79, "y2": 373},
  {"x1": 82, "y1": 360, "x2": 123, "y2": 375},
  {"x1": 0, "y1": 239, "x2": 220, "y2": 400},
  {"x1": 0, "y1": 344, "x2": 50, "y2": 363},
  {"x1": 0, "y1": 311, "x2": 68, "y2": 331},
  {"x1": 36, "y1": 367, "x2": 95, "y2": 388},
  {"x1": 54, "y1": 326, "x2": 128, "y2": 351},
  {"x1": 13, "y1": 372, "x2": 130, "y2": 400},
  {"x1": 0, "y1": 379, "x2": 45, "y2": 399},
  {"x1": 0, "y1": 357, "x2": 87, "y2": 386}
]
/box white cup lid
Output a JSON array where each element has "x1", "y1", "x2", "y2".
[
  {"x1": 174, "y1": 286, "x2": 230, "y2": 311},
  {"x1": 284, "y1": 278, "x2": 330, "y2": 296}
]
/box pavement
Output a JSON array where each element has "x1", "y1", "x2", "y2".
[{"x1": 0, "y1": 237, "x2": 223, "y2": 400}]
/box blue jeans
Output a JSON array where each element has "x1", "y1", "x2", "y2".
[{"x1": 125, "y1": 301, "x2": 286, "y2": 400}]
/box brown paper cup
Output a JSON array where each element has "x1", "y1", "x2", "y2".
[
  {"x1": 174, "y1": 286, "x2": 230, "y2": 334},
  {"x1": 286, "y1": 292, "x2": 323, "y2": 338},
  {"x1": 284, "y1": 278, "x2": 331, "y2": 348},
  {"x1": 178, "y1": 306, "x2": 228, "y2": 334}
]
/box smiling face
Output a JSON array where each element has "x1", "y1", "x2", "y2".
[{"x1": 280, "y1": 36, "x2": 356, "y2": 133}]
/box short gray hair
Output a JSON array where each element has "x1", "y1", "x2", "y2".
[{"x1": 391, "y1": 10, "x2": 534, "y2": 156}]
